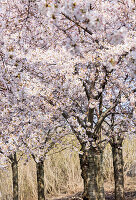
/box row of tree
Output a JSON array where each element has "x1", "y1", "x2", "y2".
[{"x1": 0, "y1": 0, "x2": 136, "y2": 200}]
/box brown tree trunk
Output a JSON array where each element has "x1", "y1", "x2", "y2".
[
  {"x1": 79, "y1": 148, "x2": 105, "y2": 200},
  {"x1": 111, "y1": 141, "x2": 124, "y2": 200},
  {"x1": 11, "y1": 153, "x2": 19, "y2": 200},
  {"x1": 36, "y1": 160, "x2": 45, "y2": 200}
]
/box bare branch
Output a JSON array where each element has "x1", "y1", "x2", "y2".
[{"x1": 62, "y1": 12, "x2": 93, "y2": 36}]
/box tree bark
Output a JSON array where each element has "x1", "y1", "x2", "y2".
[
  {"x1": 36, "y1": 160, "x2": 45, "y2": 200},
  {"x1": 11, "y1": 153, "x2": 19, "y2": 200},
  {"x1": 79, "y1": 147, "x2": 105, "y2": 200},
  {"x1": 111, "y1": 141, "x2": 124, "y2": 200}
]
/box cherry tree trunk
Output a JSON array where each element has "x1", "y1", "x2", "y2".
[
  {"x1": 79, "y1": 148, "x2": 105, "y2": 200},
  {"x1": 111, "y1": 143, "x2": 124, "y2": 200},
  {"x1": 36, "y1": 160, "x2": 45, "y2": 200},
  {"x1": 11, "y1": 153, "x2": 19, "y2": 200}
]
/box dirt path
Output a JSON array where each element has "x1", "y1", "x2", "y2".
[
  {"x1": 52, "y1": 190, "x2": 136, "y2": 200},
  {"x1": 51, "y1": 178, "x2": 136, "y2": 200}
]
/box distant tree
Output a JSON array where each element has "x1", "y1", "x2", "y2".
[{"x1": 108, "y1": 106, "x2": 135, "y2": 200}]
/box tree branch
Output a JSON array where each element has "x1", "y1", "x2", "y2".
[
  {"x1": 94, "y1": 101, "x2": 119, "y2": 134},
  {"x1": 74, "y1": 115, "x2": 86, "y2": 129},
  {"x1": 62, "y1": 111, "x2": 82, "y2": 144},
  {"x1": 61, "y1": 12, "x2": 93, "y2": 36},
  {"x1": 83, "y1": 80, "x2": 90, "y2": 101}
]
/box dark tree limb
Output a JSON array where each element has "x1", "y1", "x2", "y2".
[
  {"x1": 61, "y1": 12, "x2": 93, "y2": 36},
  {"x1": 62, "y1": 111, "x2": 83, "y2": 144}
]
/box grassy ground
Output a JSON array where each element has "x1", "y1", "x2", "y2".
[{"x1": 51, "y1": 177, "x2": 136, "y2": 200}]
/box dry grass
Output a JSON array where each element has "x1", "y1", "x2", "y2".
[{"x1": 0, "y1": 136, "x2": 136, "y2": 200}]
